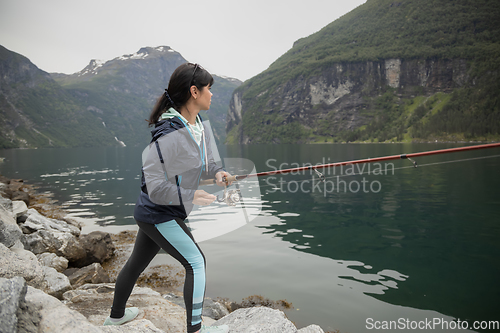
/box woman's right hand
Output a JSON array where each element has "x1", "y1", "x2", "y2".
[{"x1": 193, "y1": 190, "x2": 216, "y2": 206}]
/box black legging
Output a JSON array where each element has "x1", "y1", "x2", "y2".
[{"x1": 110, "y1": 219, "x2": 206, "y2": 333}]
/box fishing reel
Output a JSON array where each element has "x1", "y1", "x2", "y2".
[{"x1": 216, "y1": 188, "x2": 242, "y2": 206}]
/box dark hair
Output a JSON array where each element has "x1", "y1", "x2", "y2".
[{"x1": 148, "y1": 63, "x2": 214, "y2": 126}]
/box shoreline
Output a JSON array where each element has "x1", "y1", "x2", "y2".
[{"x1": 1, "y1": 173, "x2": 324, "y2": 332}]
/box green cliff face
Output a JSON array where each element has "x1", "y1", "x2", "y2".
[{"x1": 226, "y1": 0, "x2": 500, "y2": 144}]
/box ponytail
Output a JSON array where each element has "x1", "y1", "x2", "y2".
[
  {"x1": 147, "y1": 89, "x2": 175, "y2": 126},
  {"x1": 147, "y1": 63, "x2": 214, "y2": 127}
]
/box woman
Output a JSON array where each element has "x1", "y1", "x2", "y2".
[{"x1": 104, "y1": 63, "x2": 230, "y2": 333}]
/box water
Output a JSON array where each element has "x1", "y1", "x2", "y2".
[{"x1": 1, "y1": 143, "x2": 500, "y2": 332}]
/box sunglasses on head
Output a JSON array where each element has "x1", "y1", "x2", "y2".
[{"x1": 190, "y1": 63, "x2": 199, "y2": 86}]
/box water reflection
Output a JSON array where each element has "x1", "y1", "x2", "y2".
[{"x1": 252, "y1": 144, "x2": 500, "y2": 329}]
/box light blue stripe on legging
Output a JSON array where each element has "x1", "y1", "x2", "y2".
[{"x1": 155, "y1": 220, "x2": 205, "y2": 326}]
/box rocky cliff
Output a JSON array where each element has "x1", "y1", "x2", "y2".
[
  {"x1": 226, "y1": 0, "x2": 500, "y2": 144},
  {"x1": 226, "y1": 58, "x2": 471, "y2": 143}
]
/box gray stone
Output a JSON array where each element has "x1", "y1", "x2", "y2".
[
  {"x1": 100, "y1": 319, "x2": 166, "y2": 333},
  {"x1": 0, "y1": 244, "x2": 45, "y2": 288},
  {"x1": 202, "y1": 298, "x2": 230, "y2": 320},
  {"x1": 64, "y1": 283, "x2": 187, "y2": 332},
  {"x1": 0, "y1": 195, "x2": 13, "y2": 212},
  {"x1": 25, "y1": 286, "x2": 102, "y2": 333},
  {"x1": 164, "y1": 293, "x2": 229, "y2": 320},
  {"x1": 24, "y1": 229, "x2": 86, "y2": 264},
  {"x1": 24, "y1": 229, "x2": 60, "y2": 253},
  {"x1": 297, "y1": 324, "x2": 325, "y2": 333},
  {"x1": 12, "y1": 200, "x2": 28, "y2": 220},
  {"x1": 42, "y1": 266, "x2": 72, "y2": 299},
  {"x1": 0, "y1": 202, "x2": 23, "y2": 248},
  {"x1": 37, "y1": 252, "x2": 69, "y2": 272},
  {"x1": 74, "y1": 231, "x2": 115, "y2": 267},
  {"x1": 15, "y1": 286, "x2": 40, "y2": 333},
  {"x1": 0, "y1": 276, "x2": 27, "y2": 333},
  {"x1": 213, "y1": 306, "x2": 298, "y2": 332},
  {"x1": 23, "y1": 208, "x2": 80, "y2": 236},
  {"x1": 66, "y1": 263, "x2": 110, "y2": 288}
]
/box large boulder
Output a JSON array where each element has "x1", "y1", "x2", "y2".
[
  {"x1": 0, "y1": 202, "x2": 24, "y2": 248},
  {"x1": 0, "y1": 244, "x2": 45, "y2": 288},
  {"x1": 12, "y1": 200, "x2": 29, "y2": 221},
  {"x1": 297, "y1": 325, "x2": 325, "y2": 333},
  {"x1": 74, "y1": 231, "x2": 115, "y2": 267},
  {"x1": 37, "y1": 252, "x2": 69, "y2": 273},
  {"x1": 100, "y1": 319, "x2": 166, "y2": 333},
  {"x1": 22, "y1": 208, "x2": 80, "y2": 236},
  {"x1": 24, "y1": 229, "x2": 87, "y2": 264},
  {"x1": 65, "y1": 263, "x2": 110, "y2": 288},
  {"x1": 42, "y1": 266, "x2": 72, "y2": 299},
  {"x1": 213, "y1": 306, "x2": 325, "y2": 333},
  {"x1": 0, "y1": 276, "x2": 27, "y2": 333},
  {"x1": 24, "y1": 286, "x2": 102, "y2": 333},
  {"x1": 63, "y1": 283, "x2": 187, "y2": 332}
]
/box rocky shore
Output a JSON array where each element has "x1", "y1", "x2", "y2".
[{"x1": 0, "y1": 174, "x2": 326, "y2": 333}]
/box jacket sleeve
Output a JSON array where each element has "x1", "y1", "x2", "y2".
[
  {"x1": 143, "y1": 136, "x2": 195, "y2": 206},
  {"x1": 203, "y1": 126, "x2": 225, "y2": 179}
]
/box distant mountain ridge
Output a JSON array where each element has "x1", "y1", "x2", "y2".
[
  {"x1": 226, "y1": 0, "x2": 500, "y2": 144},
  {"x1": 0, "y1": 45, "x2": 117, "y2": 148},
  {"x1": 0, "y1": 45, "x2": 241, "y2": 149}
]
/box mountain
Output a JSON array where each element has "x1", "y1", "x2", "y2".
[
  {"x1": 53, "y1": 46, "x2": 241, "y2": 146},
  {"x1": 0, "y1": 45, "x2": 241, "y2": 149},
  {"x1": 0, "y1": 45, "x2": 118, "y2": 148},
  {"x1": 226, "y1": 0, "x2": 500, "y2": 144}
]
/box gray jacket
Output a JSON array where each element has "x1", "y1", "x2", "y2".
[{"x1": 134, "y1": 115, "x2": 223, "y2": 224}]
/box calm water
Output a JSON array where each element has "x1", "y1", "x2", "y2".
[{"x1": 1, "y1": 143, "x2": 500, "y2": 332}]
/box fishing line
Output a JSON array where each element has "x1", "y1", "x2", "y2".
[{"x1": 243, "y1": 153, "x2": 500, "y2": 191}]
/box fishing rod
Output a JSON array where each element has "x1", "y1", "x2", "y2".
[{"x1": 201, "y1": 142, "x2": 500, "y2": 189}]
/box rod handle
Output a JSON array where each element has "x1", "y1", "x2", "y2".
[{"x1": 199, "y1": 175, "x2": 238, "y2": 186}]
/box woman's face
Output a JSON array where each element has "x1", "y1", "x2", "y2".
[{"x1": 197, "y1": 85, "x2": 212, "y2": 111}]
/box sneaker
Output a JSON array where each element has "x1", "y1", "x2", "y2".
[
  {"x1": 103, "y1": 307, "x2": 139, "y2": 326},
  {"x1": 200, "y1": 324, "x2": 229, "y2": 333}
]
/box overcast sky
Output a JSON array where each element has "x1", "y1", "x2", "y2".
[{"x1": 0, "y1": 0, "x2": 365, "y2": 81}]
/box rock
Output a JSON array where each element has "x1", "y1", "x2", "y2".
[
  {"x1": 24, "y1": 229, "x2": 86, "y2": 264},
  {"x1": 16, "y1": 285, "x2": 40, "y2": 333},
  {"x1": 37, "y1": 252, "x2": 69, "y2": 272},
  {"x1": 0, "y1": 195, "x2": 13, "y2": 211},
  {"x1": 64, "y1": 283, "x2": 188, "y2": 332},
  {"x1": 202, "y1": 298, "x2": 231, "y2": 320},
  {"x1": 42, "y1": 266, "x2": 72, "y2": 299},
  {"x1": 24, "y1": 286, "x2": 102, "y2": 333},
  {"x1": 12, "y1": 200, "x2": 28, "y2": 220},
  {"x1": 0, "y1": 244, "x2": 45, "y2": 288},
  {"x1": 66, "y1": 263, "x2": 110, "y2": 288},
  {"x1": 213, "y1": 306, "x2": 298, "y2": 332},
  {"x1": 0, "y1": 276, "x2": 27, "y2": 333},
  {"x1": 100, "y1": 319, "x2": 166, "y2": 333},
  {"x1": 0, "y1": 202, "x2": 24, "y2": 248},
  {"x1": 74, "y1": 231, "x2": 115, "y2": 267},
  {"x1": 23, "y1": 208, "x2": 80, "y2": 236},
  {"x1": 163, "y1": 293, "x2": 230, "y2": 320},
  {"x1": 297, "y1": 324, "x2": 325, "y2": 333},
  {"x1": 0, "y1": 180, "x2": 8, "y2": 196}
]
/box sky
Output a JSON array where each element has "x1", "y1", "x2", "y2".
[{"x1": 0, "y1": 0, "x2": 366, "y2": 82}]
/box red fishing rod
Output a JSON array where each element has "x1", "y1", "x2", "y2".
[{"x1": 201, "y1": 142, "x2": 500, "y2": 186}]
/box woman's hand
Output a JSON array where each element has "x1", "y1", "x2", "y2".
[
  {"x1": 193, "y1": 190, "x2": 216, "y2": 206},
  {"x1": 215, "y1": 171, "x2": 233, "y2": 187}
]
